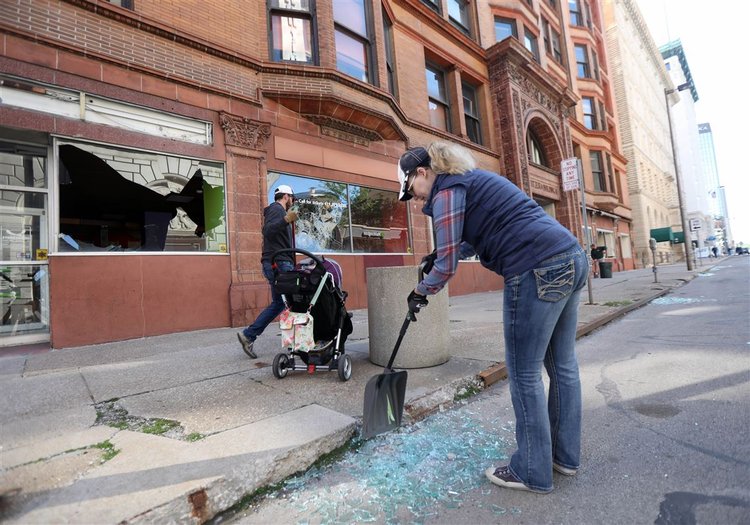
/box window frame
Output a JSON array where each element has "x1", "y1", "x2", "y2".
[
  {"x1": 582, "y1": 96, "x2": 598, "y2": 130},
  {"x1": 494, "y1": 16, "x2": 518, "y2": 42},
  {"x1": 527, "y1": 130, "x2": 548, "y2": 167},
  {"x1": 524, "y1": 26, "x2": 540, "y2": 62},
  {"x1": 268, "y1": 0, "x2": 318, "y2": 65},
  {"x1": 333, "y1": 0, "x2": 375, "y2": 84},
  {"x1": 575, "y1": 44, "x2": 590, "y2": 78},
  {"x1": 383, "y1": 7, "x2": 398, "y2": 98},
  {"x1": 425, "y1": 62, "x2": 452, "y2": 132},
  {"x1": 447, "y1": 0, "x2": 472, "y2": 36},
  {"x1": 568, "y1": 0, "x2": 583, "y2": 26},
  {"x1": 590, "y1": 150, "x2": 606, "y2": 192},
  {"x1": 462, "y1": 81, "x2": 482, "y2": 145}
]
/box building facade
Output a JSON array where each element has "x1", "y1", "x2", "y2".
[
  {"x1": 0, "y1": 0, "x2": 632, "y2": 349},
  {"x1": 603, "y1": 0, "x2": 683, "y2": 267},
  {"x1": 697, "y1": 123, "x2": 732, "y2": 252}
]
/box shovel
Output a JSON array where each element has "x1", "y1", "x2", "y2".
[{"x1": 362, "y1": 266, "x2": 426, "y2": 440}]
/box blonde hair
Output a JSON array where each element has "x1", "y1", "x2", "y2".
[{"x1": 427, "y1": 141, "x2": 477, "y2": 175}]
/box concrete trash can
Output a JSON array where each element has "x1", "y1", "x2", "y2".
[
  {"x1": 367, "y1": 266, "x2": 450, "y2": 368},
  {"x1": 599, "y1": 260, "x2": 613, "y2": 278}
]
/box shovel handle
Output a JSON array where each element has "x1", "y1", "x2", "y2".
[{"x1": 385, "y1": 263, "x2": 428, "y2": 370}]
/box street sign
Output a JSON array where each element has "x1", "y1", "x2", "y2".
[
  {"x1": 561, "y1": 158, "x2": 579, "y2": 191},
  {"x1": 689, "y1": 218, "x2": 701, "y2": 231}
]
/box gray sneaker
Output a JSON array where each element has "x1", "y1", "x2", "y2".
[{"x1": 237, "y1": 332, "x2": 257, "y2": 358}]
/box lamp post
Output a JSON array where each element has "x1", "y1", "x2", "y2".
[{"x1": 664, "y1": 83, "x2": 694, "y2": 271}]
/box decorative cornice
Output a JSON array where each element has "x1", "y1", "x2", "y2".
[
  {"x1": 304, "y1": 115, "x2": 382, "y2": 145},
  {"x1": 219, "y1": 113, "x2": 271, "y2": 150}
]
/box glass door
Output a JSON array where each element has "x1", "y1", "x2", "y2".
[{"x1": 0, "y1": 141, "x2": 50, "y2": 346}]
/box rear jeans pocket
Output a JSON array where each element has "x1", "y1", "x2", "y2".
[{"x1": 533, "y1": 260, "x2": 575, "y2": 302}]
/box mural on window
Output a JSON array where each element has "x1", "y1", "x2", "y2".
[
  {"x1": 267, "y1": 173, "x2": 409, "y2": 254},
  {"x1": 57, "y1": 142, "x2": 226, "y2": 253}
]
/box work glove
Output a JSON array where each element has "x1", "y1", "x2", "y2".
[
  {"x1": 407, "y1": 290, "x2": 429, "y2": 319},
  {"x1": 284, "y1": 209, "x2": 299, "y2": 223},
  {"x1": 421, "y1": 250, "x2": 437, "y2": 275}
]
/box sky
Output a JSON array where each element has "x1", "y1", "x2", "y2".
[{"x1": 634, "y1": 0, "x2": 750, "y2": 245}]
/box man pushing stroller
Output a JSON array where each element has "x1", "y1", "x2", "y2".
[{"x1": 237, "y1": 185, "x2": 298, "y2": 359}]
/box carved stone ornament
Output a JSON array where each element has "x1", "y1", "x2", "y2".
[
  {"x1": 220, "y1": 113, "x2": 271, "y2": 150},
  {"x1": 304, "y1": 115, "x2": 382, "y2": 145}
]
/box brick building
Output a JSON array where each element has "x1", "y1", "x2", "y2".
[{"x1": 0, "y1": 0, "x2": 632, "y2": 349}]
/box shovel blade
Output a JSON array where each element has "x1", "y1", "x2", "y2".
[{"x1": 361, "y1": 369, "x2": 408, "y2": 440}]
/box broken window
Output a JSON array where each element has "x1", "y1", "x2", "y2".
[{"x1": 57, "y1": 142, "x2": 226, "y2": 253}]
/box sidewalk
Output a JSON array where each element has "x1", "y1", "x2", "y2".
[{"x1": 0, "y1": 261, "x2": 715, "y2": 523}]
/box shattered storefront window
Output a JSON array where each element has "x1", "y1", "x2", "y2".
[
  {"x1": 264, "y1": 405, "x2": 516, "y2": 523},
  {"x1": 267, "y1": 172, "x2": 409, "y2": 255},
  {"x1": 57, "y1": 142, "x2": 226, "y2": 253}
]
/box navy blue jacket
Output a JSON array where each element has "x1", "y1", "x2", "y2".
[{"x1": 424, "y1": 169, "x2": 578, "y2": 278}]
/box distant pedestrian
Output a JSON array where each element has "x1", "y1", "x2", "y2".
[
  {"x1": 237, "y1": 185, "x2": 298, "y2": 358},
  {"x1": 397, "y1": 142, "x2": 588, "y2": 493},
  {"x1": 590, "y1": 244, "x2": 605, "y2": 277},
  {"x1": 712, "y1": 246, "x2": 718, "y2": 258}
]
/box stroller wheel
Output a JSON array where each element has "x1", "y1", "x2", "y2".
[
  {"x1": 337, "y1": 353, "x2": 352, "y2": 382},
  {"x1": 273, "y1": 353, "x2": 290, "y2": 379}
]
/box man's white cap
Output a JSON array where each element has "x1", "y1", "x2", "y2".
[{"x1": 274, "y1": 184, "x2": 294, "y2": 197}]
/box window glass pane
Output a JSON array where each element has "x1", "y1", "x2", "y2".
[
  {"x1": 462, "y1": 83, "x2": 481, "y2": 145},
  {"x1": 383, "y1": 11, "x2": 396, "y2": 95},
  {"x1": 333, "y1": 0, "x2": 367, "y2": 37},
  {"x1": 425, "y1": 66, "x2": 446, "y2": 101},
  {"x1": 269, "y1": 173, "x2": 351, "y2": 253},
  {"x1": 448, "y1": 0, "x2": 469, "y2": 29},
  {"x1": 266, "y1": 173, "x2": 409, "y2": 254},
  {"x1": 494, "y1": 17, "x2": 517, "y2": 41},
  {"x1": 428, "y1": 100, "x2": 449, "y2": 130},
  {"x1": 0, "y1": 149, "x2": 47, "y2": 189},
  {"x1": 524, "y1": 29, "x2": 539, "y2": 60},
  {"x1": 569, "y1": 0, "x2": 581, "y2": 25},
  {"x1": 0, "y1": 264, "x2": 49, "y2": 337},
  {"x1": 271, "y1": 15, "x2": 313, "y2": 63},
  {"x1": 58, "y1": 142, "x2": 226, "y2": 253},
  {"x1": 269, "y1": 0, "x2": 310, "y2": 11},
  {"x1": 0, "y1": 190, "x2": 47, "y2": 261},
  {"x1": 349, "y1": 186, "x2": 409, "y2": 253},
  {"x1": 335, "y1": 30, "x2": 368, "y2": 82}
]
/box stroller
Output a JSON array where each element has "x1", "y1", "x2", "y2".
[{"x1": 270, "y1": 248, "x2": 354, "y2": 381}]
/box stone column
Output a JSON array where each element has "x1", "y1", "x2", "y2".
[{"x1": 367, "y1": 266, "x2": 450, "y2": 368}]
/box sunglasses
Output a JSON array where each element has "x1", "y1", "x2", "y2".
[{"x1": 405, "y1": 172, "x2": 417, "y2": 198}]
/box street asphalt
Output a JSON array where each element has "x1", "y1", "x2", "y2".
[{"x1": 0, "y1": 258, "x2": 732, "y2": 523}]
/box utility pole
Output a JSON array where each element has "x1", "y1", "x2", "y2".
[{"x1": 664, "y1": 85, "x2": 694, "y2": 271}]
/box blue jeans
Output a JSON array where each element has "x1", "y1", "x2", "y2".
[
  {"x1": 503, "y1": 245, "x2": 588, "y2": 492},
  {"x1": 243, "y1": 260, "x2": 293, "y2": 341}
]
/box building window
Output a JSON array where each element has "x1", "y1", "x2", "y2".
[
  {"x1": 542, "y1": 19, "x2": 563, "y2": 64},
  {"x1": 494, "y1": 17, "x2": 518, "y2": 42},
  {"x1": 421, "y1": 0, "x2": 440, "y2": 12},
  {"x1": 448, "y1": 0, "x2": 471, "y2": 35},
  {"x1": 462, "y1": 82, "x2": 482, "y2": 145},
  {"x1": 426, "y1": 64, "x2": 451, "y2": 132},
  {"x1": 550, "y1": 27, "x2": 563, "y2": 63},
  {"x1": 107, "y1": 0, "x2": 133, "y2": 8},
  {"x1": 268, "y1": 173, "x2": 410, "y2": 254},
  {"x1": 590, "y1": 150, "x2": 606, "y2": 191},
  {"x1": 591, "y1": 48, "x2": 600, "y2": 80},
  {"x1": 383, "y1": 8, "x2": 397, "y2": 98},
  {"x1": 524, "y1": 27, "x2": 540, "y2": 62},
  {"x1": 528, "y1": 131, "x2": 547, "y2": 166},
  {"x1": 575, "y1": 44, "x2": 590, "y2": 78},
  {"x1": 334, "y1": 0, "x2": 373, "y2": 83},
  {"x1": 58, "y1": 142, "x2": 227, "y2": 253},
  {"x1": 598, "y1": 100, "x2": 607, "y2": 131},
  {"x1": 269, "y1": 0, "x2": 315, "y2": 64},
  {"x1": 548, "y1": 0, "x2": 556, "y2": 6},
  {"x1": 582, "y1": 97, "x2": 598, "y2": 130},
  {"x1": 568, "y1": 0, "x2": 583, "y2": 26}
]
